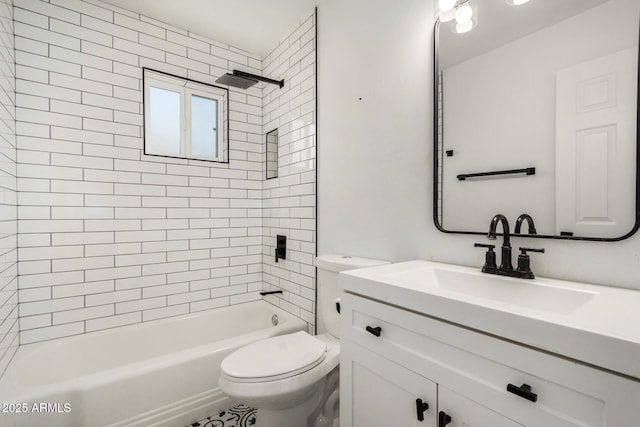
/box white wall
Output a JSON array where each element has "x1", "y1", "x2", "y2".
[
  {"x1": 317, "y1": 0, "x2": 432, "y2": 264},
  {"x1": 0, "y1": 0, "x2": 17, "y2": 376},
  {"x1": 317, "y1": 0, "x2": 640, "y2": 291},
  {"x1": 14, "y1": 0, "x2": 316, "y2": 344}
]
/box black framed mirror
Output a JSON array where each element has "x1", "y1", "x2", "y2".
[{"x1": 434, "y1": 0, "x2": 640, "y2": 241}]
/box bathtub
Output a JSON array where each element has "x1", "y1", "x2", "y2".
[{"x1": 0, "y1": 300, "x2": 306, "y2": 427}]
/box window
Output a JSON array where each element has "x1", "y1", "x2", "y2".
[{"x1": 143, "y1": 69, "x2": 228, "y2": 162}]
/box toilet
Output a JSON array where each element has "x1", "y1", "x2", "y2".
[{"x1": 219, "y1": 254, "x2": 388, "y2": 427}]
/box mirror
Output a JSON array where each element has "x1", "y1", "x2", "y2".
[
  {"x1": 434, "y1": 0, "x2": 640, "y2": 240},
  {"x1": 266, "y1": 128, "x2": 278, "y2": 179}
]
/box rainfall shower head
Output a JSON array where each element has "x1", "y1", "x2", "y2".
[
  {"x1": 216, "y1": 73, "x2": 258, "y2": 89},
  {"x1": 215, "y1": 70, "x2": 284, "y2": 89}
]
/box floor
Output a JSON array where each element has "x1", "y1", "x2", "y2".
[{"x1": 189, "y1": 404, "x2": 258, "y2": 427}]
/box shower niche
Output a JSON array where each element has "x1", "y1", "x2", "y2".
[{"x1": 266, "y1": 128, "x2": 278, "y2": 180}]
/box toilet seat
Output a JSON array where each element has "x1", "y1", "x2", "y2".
[{"x1": 221, "y1": 331, "x2": 327, "y2": 383}]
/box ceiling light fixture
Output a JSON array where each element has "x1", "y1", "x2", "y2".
[
  {"x1": 438, "y1": 0, "x2": 457, "y2": 22},
  {"x1": 454, "y1": 20, "x2": 475, "y2": 34},
  {"x1": 506, "y1": 0, "x2": 530, "y2": 6},
  {"x1": 438, "y1": 0, "x2": 456, "y2": 12},
  {"x1": 437, "y1": 0, "x2": 478, "y2": 34},
  {"x1": 455, "y1": 3, "x2": 473, "y2": 24}
]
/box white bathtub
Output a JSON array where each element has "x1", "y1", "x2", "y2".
[{"x1": 0, "y1": 300, "x2": 306, "y2": 427}]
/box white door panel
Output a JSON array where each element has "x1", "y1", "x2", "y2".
[{"x1": 556, "y1": 47, "x2": 637, "y2": 237}]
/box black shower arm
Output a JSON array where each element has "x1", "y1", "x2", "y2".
[{"x1": 233, "y1": 70, "x2": 285, "y2": 88}]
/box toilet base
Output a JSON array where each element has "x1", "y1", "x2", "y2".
[
  {"x1": 309, "y1": 367, "x2": 340, "y2": 427},
  {"x1": 257, "y1": 367, "x2": 340, "y2": 427}
]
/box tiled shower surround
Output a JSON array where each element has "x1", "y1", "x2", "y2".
[
  {"x1": 12, "y1": 0, "x2": 316, "y2": 345},
  {"x1": 0, "y1": 0, "x2": 18, "y2": 376},
  {"x1": 261, "y1": 12, "x2": 316, "y2": 330}
]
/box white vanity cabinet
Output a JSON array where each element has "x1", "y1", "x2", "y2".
[
  {"x1": 340, "y1": 291, "x2": 640, "y2": 427},
  {"x1": 342, "y1": 342, "x2": 438, "y2": 426}
]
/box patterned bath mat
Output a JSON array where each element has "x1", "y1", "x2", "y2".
[{"x1": 188, "y1": 404, "x2": 257, "y2": 427}]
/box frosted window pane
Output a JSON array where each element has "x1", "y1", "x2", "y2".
[
  {"x1": 191, "y1": 95, "x2": 217, "y2": 158},
  {"x1": 149, "y1": 87, "x2": 181, "y2": 155}
]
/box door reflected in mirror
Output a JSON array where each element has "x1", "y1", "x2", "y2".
[
  {"x1": 266, "y1": 128, "x2": 278, "y2": 180},
  {"x1": 434, "y1": 0, "x2": 640, "y2": 240}
]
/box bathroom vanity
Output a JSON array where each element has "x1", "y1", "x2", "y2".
[{"x1": 339, "y1": 261, "x2": 640, "y2": 426}]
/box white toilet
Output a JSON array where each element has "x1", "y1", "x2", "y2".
[{"x1": 219, "y1": 254, "x2": 388, "y2": 427}]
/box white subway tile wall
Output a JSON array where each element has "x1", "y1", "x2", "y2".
[
  {"x1": 261, "y1": 12, "x2": 317, "y2": 331},
  {"x1": 0, "y1": 0, "x2": 18, "y2": 377},
  {"x1": 15, "y1": 0, "x2": 317, "y2": 343}
]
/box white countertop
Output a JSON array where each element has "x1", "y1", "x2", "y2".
[{"x1": 340, "y1": 260, "x2": 640, "y2": 380}]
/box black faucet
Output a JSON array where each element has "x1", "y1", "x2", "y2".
[
  {"x1": 514, "y1": 214, "x2": 537, "y2": 235},
  {"x1": 487, "y1": 214, "x2": 512, "y2": 270},
  {"x1": 474, "y1": 214, "x2": 544, "y2": 279}
]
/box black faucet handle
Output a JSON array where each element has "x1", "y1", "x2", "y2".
[
  {"x1": 519, "y1": 247, "x2": 545, "y2": 254},
  {"x1": 474, "y1": 243, "x2": 497, "y2": 271},
  {"x1": 474, "y1": 243, "x2": 495, "y2": 249},
  {"x1": 517, "y1": 247, "x2": 545, "y2": 279}
]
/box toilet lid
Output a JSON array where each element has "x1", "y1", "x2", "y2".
[{"x1": 221, "y1": 331, "x2": 327, "y2": 382}]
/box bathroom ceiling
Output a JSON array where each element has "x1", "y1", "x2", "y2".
[{"x1": 100, "y1": 0, "x2": 318, "y2": 57}]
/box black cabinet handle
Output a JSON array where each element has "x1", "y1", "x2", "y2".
[
  {"x1": 416, "y1": 398, "x2": 429, "y2": 421},
  {"x1": 438, "y1": 411, "x2": 452, "y2": 427},
  {"x1": 365, "y1": 325, "x2": 382, "y2": 337},
  {"x1": 507, "y1": 383, "x2": 538, "y2": 402}
]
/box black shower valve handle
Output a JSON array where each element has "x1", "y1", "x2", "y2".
[{"x1": 275, "y1": 235, "x2": 287, "y2": 263}]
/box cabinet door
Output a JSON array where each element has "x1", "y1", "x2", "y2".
[
  {"x1": 438, "y1": 385, "x2": 523, "y2": 427},
  {"x1": 341, "y1": 340, "x2": 438, "y2": 427}
]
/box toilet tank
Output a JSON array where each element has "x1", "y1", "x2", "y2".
[{"x1": 315, "y1": 254, "x2": 389, "y2": 338}]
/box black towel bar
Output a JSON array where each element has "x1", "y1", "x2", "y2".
[{"x1": 457, "y1": 167, "x2": 535, "y2": 181}]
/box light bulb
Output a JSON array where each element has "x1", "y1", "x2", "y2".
[
  {"x1": 454, "y1": 20, "x2": 474, "y2": 34},
  {"x1": 506, "y1": 0, "x2": 530, "y2": 5},
  {"x1": 455, "y1": 4, "x2": 473, "y2": 24},
  {"x1": 438, "y1": 0, "x2": 456, "y2": 12},
  {"x1": 439, "y1": 9, "x2": 456, "y2": 22}
]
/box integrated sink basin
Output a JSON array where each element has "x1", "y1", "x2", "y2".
[
  {"x1": 340, "y1": 260, "x2": 640, "y2": 380},
  {"x1": 395, "y1": 267, "x2": 598, "y2": 315}
]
